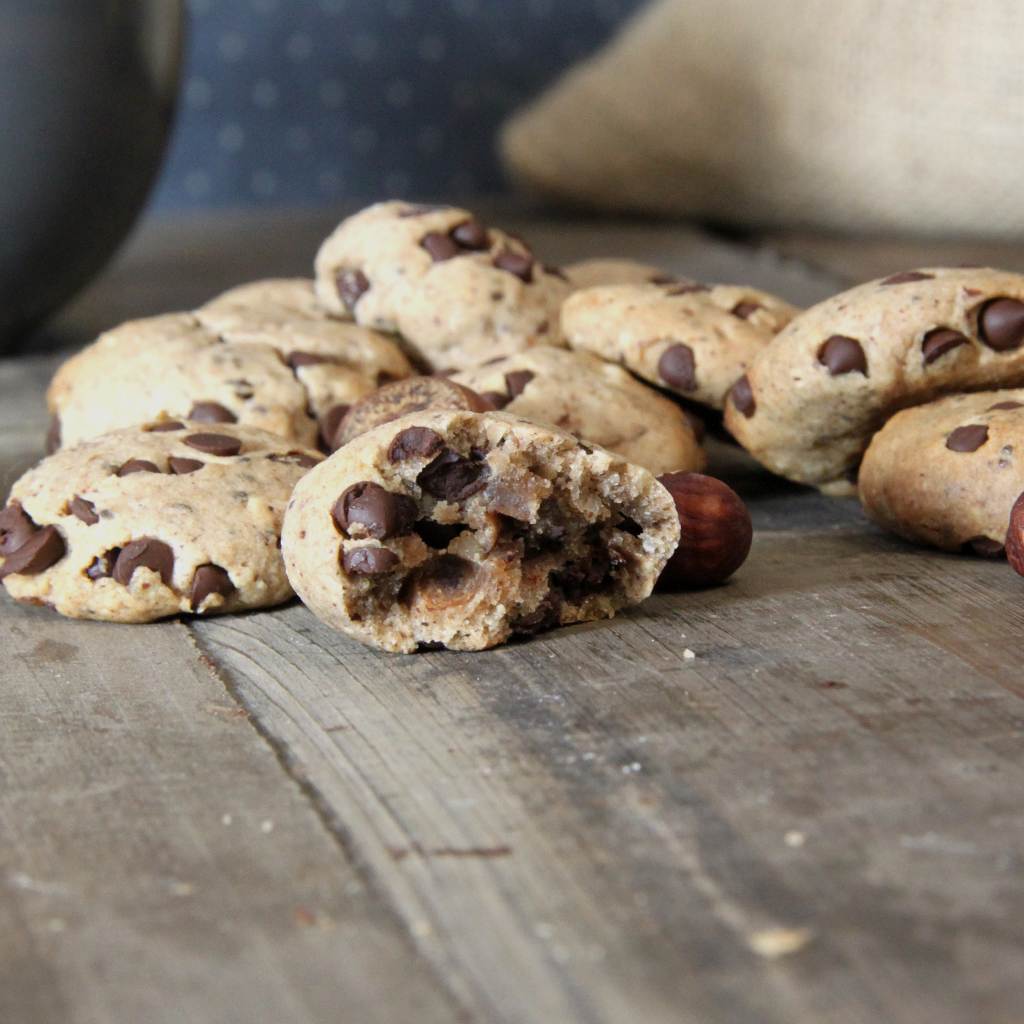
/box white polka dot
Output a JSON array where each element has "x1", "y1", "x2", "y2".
[
  {"x1": 218, "y1": 32, "x2": 246, "y2": 62},
  {"x1": 350, "y1": 127, "x2": 378, "y2": 154},
  {"x1": 318, "y1": 0, "x2": 346, "y2": 13},
  {"x1": 386, "y1": 0, "x2": 412, "y2": 16},
  {"x1": 418, "y1": 35, "x2": 446, "y2": 62},
  {"x1": 252, "y1": 170, "x2": 278, "y2": 197},
  {"x1": 184, "y1": 77, "x2": 212, "y2": 107},
  {"x1": 417, "y1": 125, "x2": 443, "y2": 153},
  {"x1": 183, "y1": 169, "x2": 212, "y2": 198},
  {"x1": 319, "y1": 79, "x2": 346, "y2": 107},
  {"x1": 383, "y1": 171, "x2": 410, "y2": 196},
  {"x1": 285, "y1": 125, "x2": 311, "y2": 152},
  {"x1": 251, "y1": 79, "x2": 278, "y2": 108},
  {"x1": 385, "y1": 80, "x2": 412, "y2": 107},
  {"x1": 218, "y1": 123, "x2": 245, "y2": 153},
  {"x1": 318, "y1": 169, "x2": 343, "y2": 195},
  {"x1": 351, "y1": 33, "x2": 379, "y2": 63},
  {"x1": 286, "y1": 33, "x2": 313, "y2": 61},
  {"x1": 452, "y1": 81, "x2": 475, "y2": 109}
]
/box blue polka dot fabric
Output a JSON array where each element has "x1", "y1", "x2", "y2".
[{"x1": 151, "y1": 0, "x2": 648, "y2": 210}]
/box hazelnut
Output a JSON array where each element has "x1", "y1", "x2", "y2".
[
  {"x1": 1006, "y1": 490, "x2": 1024, "y2": 577},
  {"x1": 656, "y1": 472, "x2": 752, "y2": 588}
]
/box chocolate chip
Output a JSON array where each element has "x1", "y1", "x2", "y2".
[
  {"x1": 46, "y1": 416, "x2": 61, "y2": 454},
  {"x1": 169, "y1": 457, "x2": 205, "y2": 475},
  {"x1": 333, "y1": 481, "x2": 416, "y2": 540},
  {"x1": 658, "y1": 343, "x2": 697, "y2": 391},
  {"x1": 277, "y1": 450, "x2": 321, "y2": 468},
  {"x1": 649, "y1": 274, "x2": 678, "y2": 285},
  {"x1": 0, "y1": 526, "x2": 65, "y2": 579},
  {"x1": 188, "y1": 402, "x2": 237, "y2": 424},
  {"x1": 421, "y1": 231, "x2": 462, "y2": 261},
  {"x1": 946, "y1": 424, "x2": 989, "y2": 452},
  {"x1": 504, "y1": 370, "x2": 535, "y2": 398},
  {"x1": 492, "y1": 248, "x2": 534, "y2": 283},
  {"x1": 388, "y1": 427, "x2": 444, "y2": 462},
  {"x1": 666, "y1": 282, "x2": 711, "y2": 295},
  {"x1": 86, "y1": 550, "x2": 119, "y2": 580},
  {"x1": 731, "y1": 300, "x2": 761, "y2": 319},
  {"x1": 450, "y1": 218, "x2": 489, "y2": 250},
  {"x1": 184, "y1": 433, "x2": 242, "y2": 457},
  {"x1": 320, "y1": 404, "x2": 350, "y2": 451},
  {"x1": 337, "y1": 268, "x2": 370, "y2": 312},
  {"x1": 417, "y1": 448, "x2": 489, "y2": 502},
  {"x1": 480, "y1": 391, "x2": 509, "y2": 409},
  {"x1": 881, "y1": 271, "x2": 935, "y2": 285},
  {"x1": 922, "y1": 328, "x2": 970, "y2": 365},
  {"x1": 70, "y1": 496, "x2": 99, "y2": 525},
  {"x1": 117, "y1": 459, "x2": 160, "y2": 476},
  {"x1": 730, "y1": 375, "x2": 756, "y2": 418},
  {"x1": 979, "y1": 298, "x2": 1024, "y2": 351},
  {"x1": 342, "y1": 546, "x2": 401, "y2": 575},
  {"x1": 989, "y1": 400, "x2": 1024, "y2": 411},
  {"x1": 112, "y1": 538, "x2": 174, "y2": 586},
  {"x1": 968, "y1": 536, "x2": 1005, "y2": 557},
  {"x1": 148, "y1": 421, "x2": 186, "y2": 432},
  {"x1": 190, "y1": 564, "x2": 235, "y2": 611},
  {"x1": 0, "y1": 502, "x2": 38, "y2": 555},
  {"x1": 413, "y1": 520, "x2": 465, "y2": 549},
  {"x1": 817, "y1": 335, "x2": 868, "y2": 376},
  {"x1": 287, "y1": 351, "x2": 333, "y2": 368},
  {"x1": 424, "y1": 553, "x2": 475, "y2": 592}
]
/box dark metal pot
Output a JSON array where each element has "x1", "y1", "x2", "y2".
[{"x1": 0, "y1": 0, "x2": 183, "y2": 352}]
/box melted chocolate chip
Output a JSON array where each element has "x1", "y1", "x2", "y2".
[
  {"x1": 450, "y1": 218, "x2": 489, "y2": 250},
  {"x1": 730, "y1": 375, "x2": 756, "y2": 418},
  {"x1": 275, "y1": 450, "x2": 320, "y2": 468},
  {"x1": 922, "y1": 328, "x2": 970, "y2": 364},
  {"x1": 968, "y1": 536, "x2": 1005, "y2": 557},
  {"x1": 188, "y1": 402, "x2": 237, "y2": 424},
  {"x1": 46, "y1": 416, "x2": 61, "y2": 454},
  {"x1": 946, "y1": 424, "x2": 989, "y2": 452},
  {"x1": 86, "y1": 550, "x2": 119, "y2": 580},
  {"x1": 658, "y1": 343, "x2": 697, "y2": 391},
  {"x1": 426, "y1": 553, "x2": 475, "y2": 592},
  {"x1": 70, "y1": 496, "x2": 99, "y2": 525},
  {"x1": 731, "y1": 300, "x2": 761, "y2": 319},
  {"x1": 551, "y1": 542, "x2": 613, "y2": 603},
  {"x1": 0, "y1": 502, "x2": 38, "y2": 555},
  {"x1": 168, "y1": 457, "x2": 205, "y2": 475},
  {"x1": 979, "y1": 298, "x2": 1024, "y2": 351},
  {"x1": 117, "y1": 459, "x2": 160, "y2": 476},
  {"x1": 492, "y1": 248, "x2": 534, "y2": 283},
  {"x1": 417, "y1": 448, "x2": 489, "y2": 502},
  {"x1": 881, "y1": 271, "x2": 935, "y2": 285},
  {"x1": 320, "y1": 404, "x2": 350, "y2": 451},
  {"x1": 148, "y1": 421, "x2": 186, "y2": 432},
  {"x1": 413, "y1": 520, "x2": 466, "y2": 549},
  {"x1": 190, "y1": 564, "x2": 235, "y2": 611},
  {"x1": 421, "y1": 231, "x2": 462, "y2": 261},
  {"x1": 342, "y1": 546, "x2": 401, "y2": 575},
  {"x1": 112, "y1": 538, "x2": 174, "y2": 586},
  {"x1": 333, "y1": 482, "x2": 416, "y2": 540},
  {"x1": 183, "y1": 433, "x2": 243, "y2": 457},
  {"x1": 388, "y1": 427, "x2": 444, "y2": 462},
  {"x1": 337, "y1": 269, "x2": 370, "y2": 312},
  {"x1": 0, "y1": 526, "x2": 65, "y2": 579},
  {"x1": 287, "y1": 351, "x2": 333, "y2": 369},
  {"x1": 480, "y1": 391, "x2": 509, "y2": 409},
  {"x1": 989, "y1": 400, "x2": 1024, "y2": 411},
  {"x1": 818, "y1": 335, "x2": 868, "y2": 376},
  {"x1": 504, "y1": 370, "x2": 535, "y2": 398}
]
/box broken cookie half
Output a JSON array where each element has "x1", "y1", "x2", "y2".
[{"x1": 281, "y1": 410, "x2": 680, "y2": 652}]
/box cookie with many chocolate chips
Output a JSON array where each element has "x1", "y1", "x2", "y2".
[
  {"x1": 560, "y1": 282, "x2": 799, "y2": 410},
  {"x1": 0, "y1": 422, "x2": 320, "y2": 622},
  {"x1": 313, "y1": 201, "x2": 571, "y2": 371},
  {"x1": 452, "y1": 347, "x2": 705, "y2": 476},
  {"x1": 724, "y1": 268, "x2": 1024, "y2": 491},
  {"x1": 858, "y1": 389, "x2": 1024, "y2": 554},
  {"x1": 281, "y1": 409, "x2": 679, "y2": 652}
]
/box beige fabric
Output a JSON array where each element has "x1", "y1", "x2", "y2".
[{"x1": 501, "y1": 0, "x2": 1024, "y2": 237}]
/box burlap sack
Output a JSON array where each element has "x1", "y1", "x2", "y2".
[{"x1": 500, "y1": 0, "x2": 1024, "y2": 237}]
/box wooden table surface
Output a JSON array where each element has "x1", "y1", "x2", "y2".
[{"x1": 3, "y1": 210, "x2": 1024, "y2": 1024}]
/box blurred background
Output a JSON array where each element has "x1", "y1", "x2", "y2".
[{"x1": 151, "y1": 0, "x2": 648, "y2": 211}]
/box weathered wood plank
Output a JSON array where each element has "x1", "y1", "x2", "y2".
[{"x1": 193, "y1": 528, "x2": 1024, "y2": 1024}]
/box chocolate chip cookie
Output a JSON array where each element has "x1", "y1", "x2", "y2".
[
  {"x1": 561, "y1": 282, "x2": 800, "y2": 410},
  {"x1": 1, "y1": 423, "x2": 320, "y2": 621},
  {"x1": 281, "y1": 409, "x2": 680, "y2": 652},
  {"x1": 313, "y1": 201, "x2": 571, "y2": 371},
  {"x1": 858, "y1": 390, "x2": 1024, "y2": 554},
  {"x1": 562, "y1": 258, "x2": 675, "y2": 289},
  {"x1": 723, "y1": 268, "x2": 1024, "y2": 489},
  {"x1": 451, "y1": 347, "x2": 705, "y2": 476}
]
